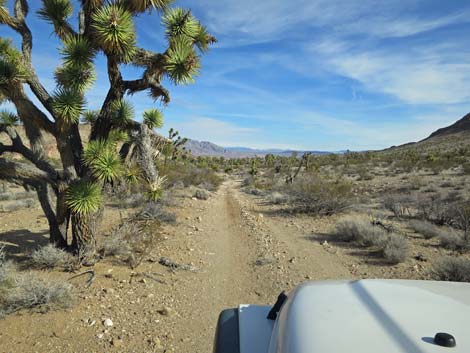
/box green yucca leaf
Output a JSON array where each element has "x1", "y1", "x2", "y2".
[
  {"x1": 0, "y1": 109, "x2": 18, "y2": 126},
  {"x1": 124, "y1": 0, "x2": 173, "y2": 13},
  {"x1": 194, "y1": 24, "x2": 216, "y2": 52},
  {"x1": 107, "y1": 129, "x2": 129, "y2": 144},
  {"x1": 82, "y1": 140, "x2": 123, "y2": 182},
  {"x1": 91, "y1": 4, "x2": 136, "y2": 62},
  {"x1": 55, "y1": 62, "x2": 96, "y2": 92},
  {"x1": 81, "y1": 110, "x2": 100, "y2": 124},
  {"x1": 143, "y1": 108, "x2": 163, "y2": 129},
  {"x1": 163, "y1": 8, "x2": 199, "y2": 40},
  {"x1": 66, "y1": 181, "x2": 102, "y2": 214},
  {"x1": 37, "y1": 0, "x2": 73, "y2": 36},
  {"x1": 164, "y1": 36, "x2": 200, "y2": 84},
  {"x1": 82, "y1": 139, "x2": 109, "y2": 166},
  {"x1": 110, "y1": 99, "x2": 134, "y2": 125},
  {"x1": 51, "y1": 88, "x2": 85, "y2": 124},
  {"x1": 90, "y1": 148, "x2": 123, "y2": 182},
  {"x1": 60, "y1": 36, "x2": 96, "y2": 66},
  {"x1": 0, "y1": 40, "x2": 29, "y2": 86},
  {"x1": 0, "y1": 59, "x2": 27, "y2": 86},
  {"x1": 147, "y1": 188, "x2": 162, "y2": 201}
]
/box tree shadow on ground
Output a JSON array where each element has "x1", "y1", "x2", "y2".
[
  {"x1": 0, "y1": 229, "x2": 49, "y2": 262},
  {"x1": 305, "y1": 232, "x2": 394, "y2": 267}
]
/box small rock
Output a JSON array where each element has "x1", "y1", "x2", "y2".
[
  {"x1": 97, "y1": 333, "x2": 104, "y2": 339},
  {"x1": 103, "y1": 318, "x2": 113, "y2": 327},
  {"x1": 158, "y1": 306, "x2": 175, "y2": 317}
]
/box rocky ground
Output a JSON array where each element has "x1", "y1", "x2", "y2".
[{"x1": 0, "y1": 178, "x2": 460, "y2": 353}]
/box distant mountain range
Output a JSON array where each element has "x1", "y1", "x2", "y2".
[
  {"x1": 183, "y1": 139, "x2": 341, "y2": 158},
  {"x1": 184, "y1": 112, "x2": 470, "y2": 157}
]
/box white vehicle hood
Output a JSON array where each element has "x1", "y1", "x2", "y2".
[{"x1": 239, "y1": 280, "x2": 470, "y2": 353}]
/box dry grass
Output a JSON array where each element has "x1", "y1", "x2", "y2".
[
  {"x1": 336, "y1": 215, "x2": 388, "y2": 247},
  {"x1": 408, "y1": 219, "x2": 441, "y2": 239},
  {"x1": 0, "y1": 247, "x2": 74, "y2": 318},
  {"x1": 336, "y1": 216, "x2": 409, "y2": 263},
  {"x1": 137, "y1": 202, "x2": 177, "y2": 224},
  {"x1": 30, "y1": 244, "x2": 75, "y2": 270}
]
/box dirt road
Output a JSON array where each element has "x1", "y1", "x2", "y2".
[
  {"x1": 0, "y1": 180, "x2": 353, "y2": 353},
  {"x1": 163, "y1": 180, "x2": 352, "y2": 353}
]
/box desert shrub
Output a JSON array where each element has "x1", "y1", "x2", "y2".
[
  {"x1": 102, "y1": 223, "x2": 135, "y2": 257},
  {"x1": 102, "y1": 217, "x2": 160, "y2": 268},
  {"x1": 0, "y1": 247, "x2": 74, "y2": 318},
  {"x1": 462, "y1": 162, "x2": 470, "y2": 175},
  {"x1": 246, "y1": 188, "x2": 264, "y2": 196},
  {"x1": 0, "y1": 191, "x2": 35, "y2": 201},
  {"x1": 110, "y1": 192, "x2": 145, "y2": 208},
  {"x1": 409, "y1": 175, "x2": 424, "y2": 190},
  {"x1": 408, "y1": 220, "x2": 441, "y2": 239},
  {"x1": 439, "y1": 232, "x2": 469, "y2": 251},
  {"x1": 440, "y1": 181, "x2": 453, "y2": 188},
  {"x1": 242, "y1": 176, "x2": 254, "y2": 187},
  {"x1": 160, "y1": 162, "x2": 222, "y2": 191},
  {"x1": 137, "y1": 202, "x2": 176, "y2": 224},
  {"x1": 384, "y1": 195, "x2": 413, "y2": 218},
  {"x1": 30, "y1": 244, "x2": 74, "y2": 270},
  {"x1": 284, "y1": 176, "x2": 352, "y2": 215},
  {"x1": 433, "y1": 257, "x2": 470, "y2": 282},
  {"x1": 0, "y1": 199, "x2": 36, "y2": 212},
  {"x1": 416, "y1": 195, "x2": 454, "y2": 225},
  {"x1": 336, "y1": 217, "x2": 408, "y2": 263},
  {"x1": 336, "y1": 216, "x2": 388, "y2": 247},
  {"x1": 1, "y1": 273, "x2": 74, "y2": 317},
  {"x1": 356, "y1": 166, "x2": 373, "y2": 181},
  {"x1": 383, "y1": 235, "x2": 409, "y2": 263},
  {"x1": 268, "y1": 192, "x2": 288, "y2": 204},
  {"x1": 193, "y1": 189, "x2": 210, "y2": 200}
]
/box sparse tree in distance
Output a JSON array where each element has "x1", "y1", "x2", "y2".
[{"x1": 0, "y1": 0, "x2": 215, "y2": 260}]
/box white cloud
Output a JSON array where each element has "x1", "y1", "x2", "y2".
[
  {"x1": 314, "y1": 44, "x2": 470, "y2": 104},
  {"x1": 190, "y1": 0, "x2": 470, "y2": 44}
]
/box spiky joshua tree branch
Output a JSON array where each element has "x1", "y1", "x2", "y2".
[{"x1": 0, "y1": 0, "x2": 215, "y2": 258}]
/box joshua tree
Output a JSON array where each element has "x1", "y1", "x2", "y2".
[{"x1": 0, "y1": 0, "x2": 215, "y2": 259}]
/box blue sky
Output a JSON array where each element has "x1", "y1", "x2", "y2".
[{"x1": 2, "y1": 0, "x2": 470, "y2": 150}]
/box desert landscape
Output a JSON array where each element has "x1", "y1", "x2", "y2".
[
  {"x1": 1, "y1": 0, "x2": 470, "y2": 352},
  {"x1": 1, "y1": 113, "x2": 470, "y2": 352}
]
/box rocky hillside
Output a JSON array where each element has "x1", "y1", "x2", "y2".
[
  {"x1": 426, "y1": 113, "x2": 470, "y2": 139},
  {"x1": 385, "y1": 112, "x2": 470, "y2": 153}
]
